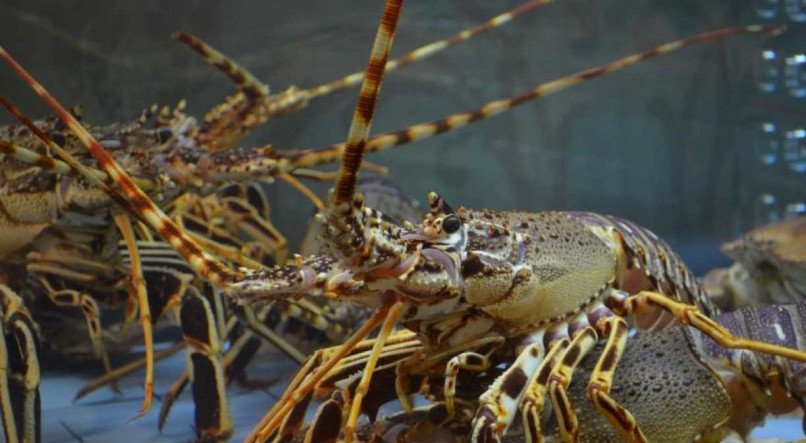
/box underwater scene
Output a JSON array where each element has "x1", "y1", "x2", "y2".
[{"x1": 0, "y1": 0, "x2": 804, "y2": 441}]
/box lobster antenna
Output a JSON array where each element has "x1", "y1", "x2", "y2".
[
  {"x1": 174, "y1": 0, "x2": 550, "y2": 150},
  {"x1": 332, "y1": 0, "x2": 404, "y2": 205},
  {"x1": 303, "y1": 0, "x2": 552, "y2": 100},
  {"x1": 0, "y1": 96, "x2": 111, "y2": 187},
  {"x1": 284, "y1": 24, "x2": 786, "y2": 168},
  {"x1": 172, "y1": 32, "x2": 268, "y2": 99},
  {"x1": 0, "y1": 47, "x2": 241, "y2": 287}
]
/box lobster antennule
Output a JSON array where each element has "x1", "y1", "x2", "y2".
[{"x1": 0, "y1": 47, "x2": 241, "y2": 287}]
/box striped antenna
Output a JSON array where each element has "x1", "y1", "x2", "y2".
[
  {"x1": 285, "y1": 24, "x2": 786, "y2": 169},
  {"x1": 172, "y1": 31, "x2": 268, "y2": 99},
  {"x1": 0, "y1": 96, "x2": 110, "y2": 186},
  {"x1": 303, "y1": 0, "x2": 552, "y2": 100},
  {"x1": 0, "y1": 47, "x2": 241, "y2": 287},
  {"x1": 172, "y1": 32, "x2": 273, "y2": 151},
  {"x1": 333, "y1": 0, "x2": 404, "y2": 205},
  {"x1": 174, "y1": 0, "x2": 550, "y2": 152}
]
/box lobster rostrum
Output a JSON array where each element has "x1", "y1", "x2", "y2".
[{"x1": 1, "y1": 1, "x2": 801, "y2": 442}]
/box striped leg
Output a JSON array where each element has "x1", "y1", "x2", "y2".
[
  {"x1": 621, "y1": 291, "x2": 806, "y2": 362},
  {"x1": 547, "y1": 327, "x2": 599, "y2": 442},
  {"x1": 586, "y1": 316, "x2": 647, "y2": 443},
  {"x1": 444, "y1": 352, "x2": 489, "y2": 417},
  {"x1": 519, "y1": 338, "x2": 570, "y2": 443},
  {"x1": 218, "y1": 183, "x2": 288, "y2": 265},
  {"x1": 180, "y1": 286, "x2": 233, "y2": 441},
  {"x1": 342, "y1": 302, "x2": 408, "y2": 442},
  {"x1": 247, "y1": 305, "x2": 395, "y2": 443},
  {"x1": 471, "y1": 343, "x2": 545, "y2": 443},
  {"x1": 113, "y1": 212, "x2": 156, "y2": 417},
  {"x1": 74, "y1": 341, "x2": 185, "y2": 402},
  {"x1": 231, "y1": 304, "x2": 307, "y2": 364},
  {"x1": 0, "y1": 284, "x2": 40, "y2": 443},
  {"x1": 0, "y1": 316, "x2": 19, "y2": 443}
]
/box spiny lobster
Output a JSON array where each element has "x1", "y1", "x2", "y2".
[
  {"x1": 2, "y1": 1, "x2": 801, "y2": 442},
  {"x1": 704, "y1": 216, "x2": 805, "y2": 311},
  {"x1": 0, "y1": 2, "x2": 555, "y2": 440}
]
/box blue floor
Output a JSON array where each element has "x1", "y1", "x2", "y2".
[{"x1": 40, "y1": 345, "x2": 804, "y2": 442}]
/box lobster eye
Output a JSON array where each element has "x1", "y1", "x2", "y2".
[{"x1": 442, "y1": 215, "x2": 461, "y2": 234}]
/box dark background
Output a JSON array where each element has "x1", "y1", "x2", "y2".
[{"x1": 2, "y1": 0, "x2": 804, "y2": 272}]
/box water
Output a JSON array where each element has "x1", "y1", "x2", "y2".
[{"x1": 1, "y1": 1, "x2": 804, "y2": 441}]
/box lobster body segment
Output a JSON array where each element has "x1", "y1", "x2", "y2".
[{"x1": 293, "y1": 205, "x2": 713, "y2": 332}]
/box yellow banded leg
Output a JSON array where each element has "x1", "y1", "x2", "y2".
[
  {"x1": 219, "y1": 189, "x2": 288, "y2": 265},
  {"x1": 343, "y1": 301, "x2": 409, "y2": 442},
  {"x1": 0, "y1": 303, "x2": 19, "y2": 443},
  {"x1": 180, "y1": 286, "x2": 233, "y2": 441},
  {"x1": 271, "y1": 338, "x2": 420, "y2": 443},
  {"x1": 113, "y1": 212, "x2": 155, "y2": 417},
  {"x1": 74, "y1": 340, "x2": 184, "y2": 402},
  {"x1": 249, "y1": 304, "x2": 393, "y2": 443},
  {"x1": 519, "y1": 338, "x2": 570, "y2": 443},
  {"x1": 0, "y1": 284, "x2": 40, "y2": 443},
  {"x1": 547, "y1": 327, "x2": 598, "y2": 442},
  {"x1": 471, "y1": 343, "x2": 545, "y2": 442},
  {"x1": 623, "y1": 291, "x2": 806, "y2": 362},
  {"x1": 587, "y1": 316, "x2": 647, "y2": 443},
  {"x1": 444, "y1": 351, "x2": 489, "y2": 417},
  {"x1": 234, "y1": 304, "x2": 307, "y2": 364}
]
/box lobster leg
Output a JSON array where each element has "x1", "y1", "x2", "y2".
[
  {"x1": 586, "y1": 316, "x2": 647, "y2": 443},
  {"x1": 303, "y1": 391, "x2": 346, "y2": 443},
  {"x1": 471, "y1": 343, "x2": 545, "y2": 442},
  {"x1": 444, "y1": 352, "x2": 489, "y2": 417},
  {"x1": 621, "y1": 291, "x2": 806, "y2": 362},
  {"x1": 218, "y1": 185, "x2": 288, "y2": 265},
  {"x1": 519, "y1": 338, "x2": 570, "y2": 443},
  {"x1": 158, "y1": 315, "x2": 256, "y2": 432},
  {"x1": 231, "y1": 304, "x2": 307, "y2": 364},
  {"x1": 268, "y1": 335, "x2": 419, "y2": 443},
  {"x1": 35, "y1": 278, "x2": 113, "y2": 386},
  {"x1": 547, "y1": 327, "x2": 599, "y2": 442},
  {"x1": 74, "y1": 341, "x2": 185, "y2": 402},
  {"x1": 0, "y1": 284, "x2": 40, "y2": 443},
  {"x1": 342, "y1": 301, "x2": 408, "y2": 442},
  {"x1": 112, "y1": 212, "x2": 156, "y2": 417},
  {"x1": 180, "y1": 286, "x2": 233, "y2": 441},
  {"x1": 0, "y1": 315, "x2": 19, "y2": 443},
  {"x1": 247, "y1": 305, "x2": 391, "y2": 442}
]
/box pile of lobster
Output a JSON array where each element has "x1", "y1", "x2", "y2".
[{"x1": 1, "y1": 1, "x2": 804, "y2": 442}]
